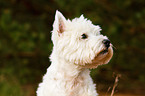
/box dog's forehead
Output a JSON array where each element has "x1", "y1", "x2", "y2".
[{"x1": 66, "y1": 17, "x2": 101, "y2": 35}]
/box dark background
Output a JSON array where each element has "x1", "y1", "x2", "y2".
[{"x1": 0, "y1": 0, "x2": 145, "y2": 96}]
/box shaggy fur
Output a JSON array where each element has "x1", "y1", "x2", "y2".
[{"x1": 37, "y1": 11, "x2": 113, "y2": 96}]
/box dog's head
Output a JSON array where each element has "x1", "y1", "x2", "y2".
[{"x1": 51, "y1": 11, "x2": 113, "y2": 68}]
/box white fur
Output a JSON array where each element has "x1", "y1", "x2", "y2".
[{"x1": 37, "y1": 10, "x2": 113, "y2": 96}]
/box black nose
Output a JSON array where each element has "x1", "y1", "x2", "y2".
[{"x1": 102, "y1": 39, "x2": 110, "y2": 49}]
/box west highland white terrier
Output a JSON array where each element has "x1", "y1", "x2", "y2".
[{"x1": 37, "y1": 10, "x2": 113, "y2": 96}]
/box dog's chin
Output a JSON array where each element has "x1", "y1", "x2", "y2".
[{"x1": 81, "y1": 47, "x2": 113, "y2": 69}]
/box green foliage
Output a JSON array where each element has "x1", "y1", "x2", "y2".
[
  {"x1": 0, "y1": 77, "x2": 23, "y2": 96},
  {"x1": 0, "y1": 68, "x2": 31, "y2": 96},
  {"x1": 0, "y1": 0, "x2": 145, "y2": 95}
]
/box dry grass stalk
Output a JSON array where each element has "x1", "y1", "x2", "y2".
[
  {"x1": 105, "y1": 86, "x2": 111, "y2": 96},
  {"x1": 110, "y1": 73, "x2": 121, "y2": 96}
]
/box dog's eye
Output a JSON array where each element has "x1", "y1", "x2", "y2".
[{"x1": 81, "y1": 34, "x2": 88, "y2": 39}]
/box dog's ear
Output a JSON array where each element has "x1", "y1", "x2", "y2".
[{"x1": 53, "y1": 10, "x2": 66, "y2": 34}]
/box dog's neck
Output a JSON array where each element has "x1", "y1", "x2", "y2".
[{"x1": 50, "y1": 52, "x2": 90, "y2": 80}]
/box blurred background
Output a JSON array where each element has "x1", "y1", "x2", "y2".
[{"x1": 0, "y1": 0, "x2": 145, "y2": 96}]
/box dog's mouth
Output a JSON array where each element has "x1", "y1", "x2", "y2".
[
  {"x1": 80, "y1": 47, "x2": 113, "y2": 69},
  {"x1": 97, "y1": 46, "x2": 110, "y2": 57},
  {"x1": 99, "y1": 49, "x2": 108, "y2": 55},
  {"x1": 92, "y1": 47, "x2": 112, "y2": 62},
  {"x1": 82, "y1": 49, "x2": 110, "y2": 68}
]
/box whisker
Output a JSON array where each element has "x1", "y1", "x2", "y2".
[{"x1": 111, "y1": 44, "x2": 117, "y2": 50}]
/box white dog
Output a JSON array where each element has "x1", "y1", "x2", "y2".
[{"x1": 37, "y1": 10, "x2": 113, "y2": 96}]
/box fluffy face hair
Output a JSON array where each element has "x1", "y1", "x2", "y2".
[{"x1": 51, "y1": 11, "x2": 113, "y2": 69}]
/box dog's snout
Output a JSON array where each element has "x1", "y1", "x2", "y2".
[{"x1": 102, "y1": 39, "x2": 110, "y2": 48}]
